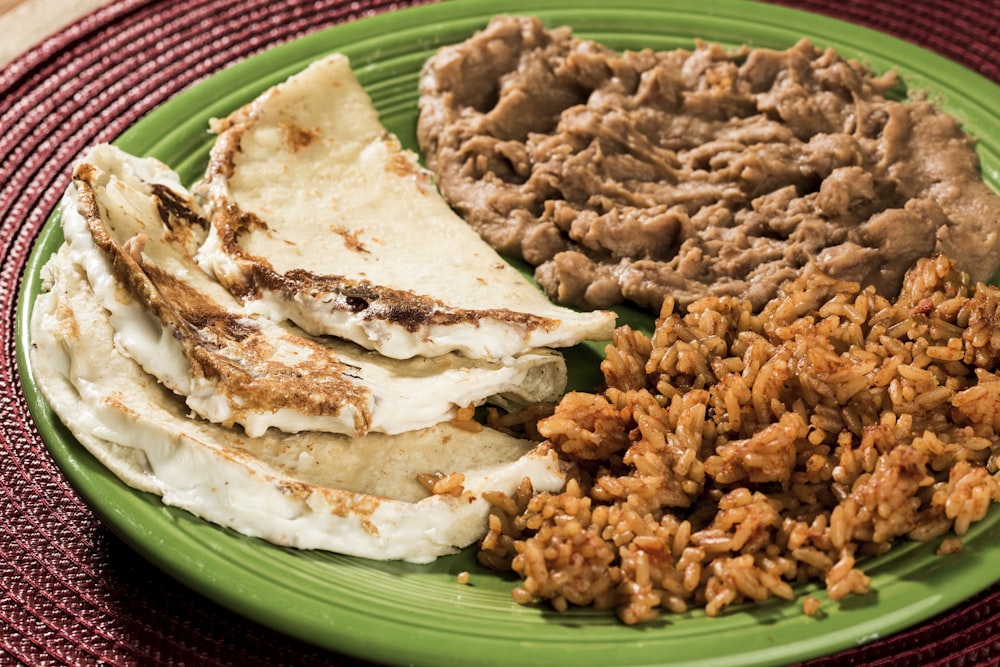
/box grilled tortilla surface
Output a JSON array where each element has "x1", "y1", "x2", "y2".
[
  {"x1": 197, "y1": 53, "x2": 616, "y2": 361},
  {"x1": 31, "y1": 246, "x2": 565, "y2": 562},
  {"x1": 59, "y1": 145, "x2": 568, "y2": 439}
]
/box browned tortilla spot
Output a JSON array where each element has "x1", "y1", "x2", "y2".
[
  {"x1": 210, "y1": 194, "x2": 561, "y2": 335},
  {"x1": 73, "y1": 172, "x2": 373, "y2": 435},
  {"x1": 280, "y1": 121, "x2": 319, "y2": 152}
]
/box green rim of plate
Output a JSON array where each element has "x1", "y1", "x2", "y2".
[{"x1": 15, "y1": 1, "x2": 1000, "y2": 666}]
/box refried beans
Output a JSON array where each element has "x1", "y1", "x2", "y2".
[{"x1": 417, "y1": 16, "x2": 1000, "y2": 313}]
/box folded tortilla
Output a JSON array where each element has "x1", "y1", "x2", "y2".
[
  {"x1": 62, "y1": 144, "x2": 567, "y2": 438},
  {"x1": 30, "y1": 247, "x2": 566, "y2": 562},
  {"x1": 197, "y1": 53, "x2": 616, "y2": 361}
]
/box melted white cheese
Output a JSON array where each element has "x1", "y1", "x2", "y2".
[
  {"x1": 30, "y1": 249, "x2": 566, "y2": 562},
  {"x1": 63, "y1": 145, "x2": 568, "y2": 438}
]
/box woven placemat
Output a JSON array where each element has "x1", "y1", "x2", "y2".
[{"x1": 2, "y1": 1, "x2": 998, "y2": 665}]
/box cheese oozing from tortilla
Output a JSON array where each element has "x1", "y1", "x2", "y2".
[
  {"x1": 197, "y1": 52, "x2": 616, "y2": 361},
  {"x1": 30, "y1": 247, "x2": 566, "y2": 562},
  {"x1": 61, "y1": 144, "x2": 568, "y2": 438}
]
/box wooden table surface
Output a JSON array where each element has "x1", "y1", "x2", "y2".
[{"x1": 0, "y1": 0, "x2": 110, "y2": 65}]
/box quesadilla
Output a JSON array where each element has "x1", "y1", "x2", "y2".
[
  {"x1": 62, "y1": 144, "x2": 567, "y2": 438},
  {"x1": 197, "y1": 53, "x2": 616, "y2": 361},
  {"x1": 30, "y1": 247, "x2": 566, "y2": 562}
]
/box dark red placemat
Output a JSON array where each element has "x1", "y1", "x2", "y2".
[{"x1": 2, "y1": 1, "x2": 999, "y2": 665}]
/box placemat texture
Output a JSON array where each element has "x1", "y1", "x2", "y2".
[{"x1": 2, "y1": 1, "x2": 998, "y2": 665}]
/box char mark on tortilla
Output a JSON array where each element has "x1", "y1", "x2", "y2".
[
  {"x1": 29, "y1": 245, "x2": 566, "y2": 563},
  {"x1": 63, "y1": 145, "x2": 569, "y2": 439},
  {"x1": 197, "y1": 53, "x2": 616, "y2": 361}
]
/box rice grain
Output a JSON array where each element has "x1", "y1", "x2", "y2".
[{"x1": 479, "y1": 256, "x2": 1000, "y2": 623}]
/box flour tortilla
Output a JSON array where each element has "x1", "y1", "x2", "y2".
[
  {"x1": 30, "y1": 247, "x2": 566, "y2": 563},
  {"x1": 197, "y1": 53, "x2": 616, "y2": 361},
  {"x1": 63, "y1": 144, "x2": 567, "y2": 438}
]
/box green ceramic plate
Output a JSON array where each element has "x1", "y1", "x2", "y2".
[{"x1": 16, "y1": 1, "x2": 1000, "y2": 665}]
